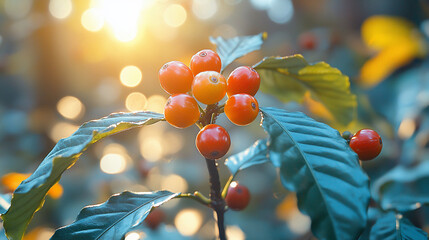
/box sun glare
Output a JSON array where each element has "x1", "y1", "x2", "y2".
[
  {"x1": 81, "y1": 8, "x2": 104, "y2": 32},
  {"x1": 86, "y1": 0, "x2": 151, "y2": 42}
]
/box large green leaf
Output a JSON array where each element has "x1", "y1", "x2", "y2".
[
  {"x1": 0, "y1": 194, "x2": 11, "y2": 215},
  {"x1": 372, "y1": 161, "x2": 429, "y2": 212},
  {"x1": 260, "y1": 107, "x2": 370, "y2": 240},
  {"x1": 51, "y1": 191, "x2": 179, "y2": 240},
  {"x1": 225, "y1": 139, "x2": 269, "y2": 176},
  {"x1": 210, "y1": 32, "x2": 266, "y2": 71},
  {"x1": 1, "y1": 111, "x2": 164, "y2": 240},
  {"x1": 369, "y1": 212, "x2": 427, "y2": 240},
  {"x1": 254, "y1": 55, "x2": 357, "y2": 126}
]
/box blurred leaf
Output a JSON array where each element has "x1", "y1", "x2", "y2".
[
  {"x1": 1, "y1": 111, "x2": 165, "y2": 240},
  {"x1": 210, "y1": 32, "x2": 266, "y2": 71},
  {"x1": 127, "y1": 224, "x2": 191, "y2": 240},
  {"x1": 225, "y1": 139, "x2": 269, "y2": 176},
  {"x1": 1, "y1": 173, "x2": 63, "y2": 200},
  {"x1": 260, "y1": 107, "x2": 370, "y2": 240},
  {"x1": 0, "y1": 229, "x2": 6, "y2": 240},
  {"x1": 362, "y1": 15, "x2": 417, "y2": 50},
  {"x1": 369, "y1": 212, "x2": 427, "y2": 240},
  {"x1": 254, "y1": 55, "x2": 356, "y2": 126},
  {"x1": 303, "y1": 92, "x2": 335, "y2": 123},
  {"x1": 51, "y1": 191, "x2": 179, "y2": 240},
  {"x1": 367, "y1": 63, "x2": 429, "y2": 130},
  {"x1": 360, "y1": 15, "x2": 426, "y2": 87},
  {"x1": 358, "y1": 207, "x2": 386, "y2": 240},
  {"x1": 360, "y1": 39, "x2": 422, "y2": 88},
  {"x1": 23, "y1": 227, "x2": 53, "y2": 240},
  {"x1": 372, "y1": 161, "x2": 429, "y2": 212},
  {"x1": 275, "y1": 194, "x2": 297, "y2": 221},
  {"x1": 0, "y1": 194, "x2": 11, "y2": 215}
]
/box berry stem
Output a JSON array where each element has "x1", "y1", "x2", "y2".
[
  {"x1": 177, "y1": 192, "x2": 211, "y2": 206},
  {"x1": 205, "y1": 158, "x2": 227, "y2": 240},
  {"x1": 221, "y1": 175, "x2": 234, "y2": 199},
  {"x1": 210, "y1": 113, "x2": 216, "y2": 124},
  {"x1": 197, "y1": 102, "x2": 206, "y2": 115},
  {"x1": 217, "y1": 104, "x2": 225, "y2": 113},
  {"x1": 195, "y1": 122, "x2": 203, "y2": 129}
]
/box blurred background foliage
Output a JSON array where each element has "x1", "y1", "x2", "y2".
[{"x1": 1, "y1": 0, "x2": 429, "y2": 239}]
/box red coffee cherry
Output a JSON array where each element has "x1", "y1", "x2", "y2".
[
  {"x1": 225, "y1": 182, "x2": 250, "y2": 211},
  {"x1": 196, "y1": 124, "x2": 231, "y2": 160},
  {"x1": 190, "y1": 49, "x2": 222, "y2": 76},
  {"x1": 164, "y1": 94, "x2": 200, "y2": 128},
  {"x1": 349, "y1": 129, "x2": 383, "y2": 161},
  {"x1": 298, "y1": 32, "x2": 318, "y2": 50},
  {"x1": 159, "y1": 61, "x2": 193, "y2": 94},
  {"x1": 224, "y1": 94, "x2": 259, "y2": 126},
  {"x1": 227, "y1": 66, "x2": 260, "y2": 97},
  {"x1": 192, "y1": 71, "x2": 227, "y2": 105},
  {"x1": 144, "y1": 208, "x2": 165, "y2": 230}
]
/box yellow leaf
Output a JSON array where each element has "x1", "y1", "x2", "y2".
[
  {"x1": 360, "y1": 38, "x2": 421, "y2": 87},
  {"x1": 254, "y1": 55, "x2": 357, "y2": 127},
  {"x1": 23, "y1": 227, "x2": 54, "y2": 240},
  {"x1": 1, "y1": 173, "x2": 30, "y2": 192},
  {"x1": 360, "y1": 15, "x2": 426, "y2": 87},
  {"x1": 276, "y1": 194, "x2": 298, "y2": 221},
  {"x1": 362, "y1": 15, "x2": 415, "y2": 50},
  {"x1": 303, "y1": 91, "x2": 335, "y2": 123},
  {"x1": 1, "y1": 173, "x2": 63, "y2": 199}
]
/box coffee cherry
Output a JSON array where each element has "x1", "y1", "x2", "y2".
[
  {"x1": 164, "y1": 94, "x2": 200, "y2": 128},
  {"x1": 349, "y1": 129, "x2": 382, "y2": 161},
  {"x1": 190, "y1": 49, "x2": 222, "y2": 76},
  {"x1": 225, "y1": 182, "x2": 250, "y2": 211},
  {"x1": 299, "y1": 32, "x2": 317, "y2": 50},
  {"x1": 159, "y1": 61, "x2": 194, "y2": 94},
  {"x1": 192, "y1": 71, "x2": 227, "y2": 105},
  {"x1": 227, "y1": 66, "x2": 260, "y2": 97},
  {"x1": 225, "y1": 94, "x2": 259, "y2": 126},
  {"x1": 144, "y1": 208, "x2": 165, "y2": 230},
  {"x1": 196, "y1": 124, "x2": 230, "y2": 160}
]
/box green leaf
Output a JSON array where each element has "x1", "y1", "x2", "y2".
[
  {"x1": 254, "y1": 55, "x2": 357, "y2": 126},
  {"x1": 372, "y1": 161, "x2": 429, "y2": 212},
  {"x1": 210, "y1": 32, "x2": 266, "y2": 71},
  {"x1": 260, "y1": 107, "x2": 370, "y2": 240},
  {"x1": 369, "y1": 212, "x2": 427, "y2": 240},
  {"x1": 0, "y1": 194, "x2": 11, "y2": 215},
  {"x1": 51, "y1": 191, "x2": 179, "y2": 240},
  {"x1": 225, "y1": 139, "x2": 269, "y2": 176},
  {"x1": 1, "y1": 111, "x2": 164, "y2": 240}
]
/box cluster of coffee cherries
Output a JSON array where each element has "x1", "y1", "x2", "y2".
[
  {"x1": 159, "y1": 49, "x2": 258, "y2": 210},
  {"x1": 343, "y1": 129, "x2": 383, "y2": 161}
]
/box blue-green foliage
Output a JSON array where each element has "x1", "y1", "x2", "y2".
[
  {"x1": 370, "y1": 212, "x2": 427, "y2": 240},
  {"x1": 0, "y1": 194, "x2": 11, "y2": 215},
  {"x1": 372, "y1": 161, "x2": 429, "y2": 212},
  {"x1": 260, "y1": 107, "x2": 370, "y2": 240},
  {"x1": 225, "y1": 139, "x2": 269, "y2": 176},
  {"x1": 2, "y1": 111, "x2": 165, "y2": 240},
  {"x1": 210, "y1": 32, "x2": 266, "y2": 71},
  {"x1": 51, "y1": 191, "x2": 179, "y2": 240}
]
